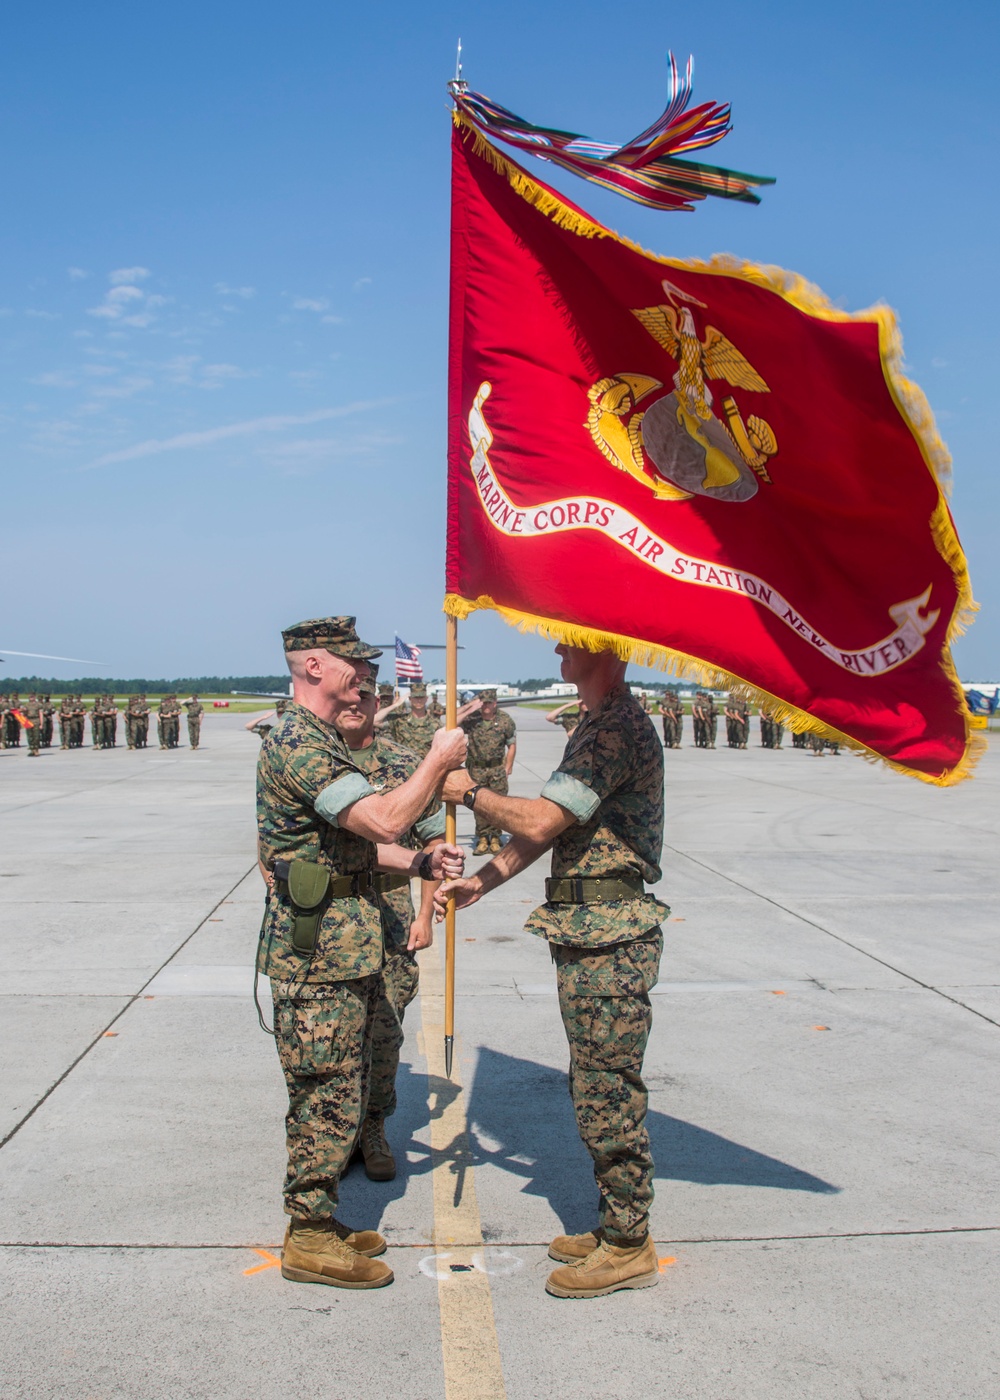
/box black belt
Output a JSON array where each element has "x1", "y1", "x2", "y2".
[{"x1": 545, "y1": 876, "x2": 645, "y2": 904}]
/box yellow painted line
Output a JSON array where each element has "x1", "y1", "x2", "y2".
[{"x1": 418, "y1": 942, "x2": 508, "y2": 1400}]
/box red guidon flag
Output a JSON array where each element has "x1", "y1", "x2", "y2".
[{"x1": 445, "y1": 119, "x2": 978, "y2": 783}]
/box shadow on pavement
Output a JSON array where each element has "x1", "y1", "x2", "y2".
[{"x1": 340, "y1": 1046, "x2": 838, "y2": 1231}]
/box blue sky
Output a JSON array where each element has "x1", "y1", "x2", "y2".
[{"x1": 1, "y1": 1, "x2": 996, "y2": 684}]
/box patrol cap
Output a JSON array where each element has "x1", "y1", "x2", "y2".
[
  {"x1": 357, "y1": 674, "x2": 378, "y2": 697},
  {"x1": 378, "y1": 682, "x2": 395, "y2": 698},
  {"x1": 480, "y1": 688, "x2": 497, "y2": 702},
  {"x1": 281, "y1": 615, "x2": 382, "y2": 661},
  {"x1": 410, "y1": 682, "x2": 427, "y2": 697}
]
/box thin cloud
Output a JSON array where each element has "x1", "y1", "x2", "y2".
[
  {"x1": 110, "y1": 266, "x2": 150, "y2": 285},
  {"x1": 68, "y1": 267, "x2": 89, "y2": 280},
  {"x1": 353, "y1": 277, "x2": 372, "y2": 291},
  {"x1": 85, "y1": 399, "x2": 392, "y2": 469},
  {"x1": 292, "y1": 297, "x2": 330, "y2": 312},
  {"x1": 215, "y1": 282, "x2": 255, "y2": 299}
]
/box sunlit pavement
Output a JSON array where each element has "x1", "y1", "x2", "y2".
[{"x1": 1, "y1": 712, "x2": 998, "y2": 1398}]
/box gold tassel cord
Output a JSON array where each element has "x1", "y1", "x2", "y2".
[
  {"x1": 443, "y1": 593, "x2": 985, "y2": 787},
  {"x1": 451, "y1": 115, "x2": 980, "y2": 781}
]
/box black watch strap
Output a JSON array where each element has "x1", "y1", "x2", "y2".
[
  {"x1": 463, "y1": 784, "x2": 482, "y2": 811},
  {"x1": 417, "y1": 852, "x2": 435, "y2": 882}
]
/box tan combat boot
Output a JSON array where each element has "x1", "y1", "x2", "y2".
[
  {"x1": 281, "y1": 1219, "x2": 393, "y2": 1288},
  {"x1": 548, "y1": 1230, "x2": 600, "y2": 1263},
  {"x1": 489, "y1": 836, "x2": 503, "y2": 853},
  {"x1": 358, "y1": 1115, "x2": 396, "y2": 1181},
  {"x1": 545, "y1": 1236, "x2": 659, "y2": 1299}
]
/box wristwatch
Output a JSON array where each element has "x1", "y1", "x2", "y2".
[
  {"x1": 462, "y1": 784, "x2": 482, "y2": 811},
  {"x1": 417, "y1": 852, "x2": 435, "y2": 882}
]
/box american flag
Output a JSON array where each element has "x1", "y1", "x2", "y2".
[{"x1": 394, "y1": 635, "x2": 423, "y2": 681}]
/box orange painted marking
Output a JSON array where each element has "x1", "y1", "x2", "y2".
[
  {"x1": 657, "y1": 1256, "x2": 677, "y2": 1273},
  {"x1": 243, "y1": 1248, "x2": 281, "y2": 1276},
  {"x1": 103, "y1": 1031, "x2": 119, "y2": 1037},
  {"x1": 670, "y1": 917, "x2": 686, "y2": 922},
  {"x1": 813, "y1": 1025, "x2": 830, "y2": 1031},
  {"x1": 770, "y1": 990, "x2": 786, "y2": 996}
]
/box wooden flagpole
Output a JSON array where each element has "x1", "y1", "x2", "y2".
[{"x1": 444, "y1": 612, "x2": 458, "y2": 1078}]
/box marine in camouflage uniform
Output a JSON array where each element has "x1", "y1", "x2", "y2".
[
  {"x1": 184, "y1": 695, "x2": 204, "y2": 749},
  {"x1": 41, "y1": 696, "x2": 54, "y2": 747},
  {"x1": 760, "y1": 706, "x2": 783, "y2": 749},
  {"x1": 23, "y1": 693, "x2": 42, "y2": 756},
  {"x1": 5, "y1": 693, "x2": 22, "y2": 747},
  {"x1": 441, "y1": 658, "x2": 666, "y2": 1298},
  {"x1": 126, "y1": 694, "x2": 151, "y2": 749},
  {"x1": 257, "y1": 615, "x2": 466, "y2": 1293},
  {"x1": 725, "y1": 693, "x2": 749, "y2": 749},
  {"x1": 461, "y1": 689, "x2": 516, "y2": 854},
  {"x1": 58, "y1": 695, "x2": 74, "y2": 749},
  {"x1": 157, "y1": 694, "x2": 181, "y2": 749},
  {"x1": 248, "y1": 696, "x2": 289, "y2": 741},
  {"x1": 336, "y1": 676, "x2": 445, "y2": 1180},
  {"x1": 90, "y1": 695, "x2": 105, "y2": 749},
  {"x1": 547, "y1": 699, "x2": 584, "y2": 738},
  {"x1": 379, "y1": 681, "x2": 440, "y2": 759},
  {"x1": 105, "y1": 696, "x2": 118, "y2": 748},
  {"x1": 692, "y1": 691, "x2": 717, "y2": 748},
  {"x1": 70, "y1": 695, "x2": 86, "y2": 748},
  {"x1": 658, "y1": 688, "x2": 683, "y2": 749}
]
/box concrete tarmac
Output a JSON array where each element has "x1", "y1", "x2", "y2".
[{"x1": 1, "y1": 711, "x2": 998, "y2": 1398}]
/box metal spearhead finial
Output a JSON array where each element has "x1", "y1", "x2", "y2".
[{"x1": 444, "y1": 1034, "x2": 454, "y2": 1080}]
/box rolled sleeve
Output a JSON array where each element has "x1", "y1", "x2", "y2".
[
  {"x1": 415, "y1": 808, "x2": 447, "y2": 843},
  {"x1": 541, "y1": 770, "x2": 600, "y2": 823},
  {"x1": 314, "y1": 771, "x2": 375, "y2": 825}
]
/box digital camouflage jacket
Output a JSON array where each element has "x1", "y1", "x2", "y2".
[
  {"x1": 386, "y1": 709, "x2": 440, "y2": 759},
  {"x1": 461, "y1": 709, "x2": 516, "y2": 769},
  {"x1": 525, "y1": 682, "x2": 668, "y2": 947},
  {"x1": 256, "y1": 701, "x2": 381, "y2": 985}
]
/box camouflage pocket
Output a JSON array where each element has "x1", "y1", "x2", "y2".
[
  {"x1": 554, "y1": 932, "x2": 663, "y2": 999},
  {"x1": 274, "y1": 990, "x2": 354, "y2": 1079},
  {"x1": 569, "y1": 993, "x2": 652, "y2": 1073}
]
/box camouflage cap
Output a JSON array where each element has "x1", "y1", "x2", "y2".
[
  {"x1": 409, "y1": 682, "x2": 428, "y2": 697},
  {"x1": 281, "y1": 615, "x2": 382, "y2": 660},
  {"x1": 378, "y1": 682, "x2": 395, "y2": 698},
  {"x1": 357, "y1": 673, "x2": 379, "y2": 698},
  {"x1": 479, "y1": 688, "x2": 497, "y2": 702}
]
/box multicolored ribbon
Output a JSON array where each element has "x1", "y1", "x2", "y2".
[{"x1": 449, "y1": 54, "x2": 774, "y2": 212}]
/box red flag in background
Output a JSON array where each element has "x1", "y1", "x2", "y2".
[{"x1": 445, "y1": 119, "x2": 977, "y2": 784}]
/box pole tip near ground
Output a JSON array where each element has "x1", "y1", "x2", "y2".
[{"x1": 444, "y1": 1034, "x2": 454, "y2": 1079}]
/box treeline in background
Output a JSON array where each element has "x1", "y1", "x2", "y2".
[{"x1": 0, "y1": 676, "x2": 289, "y2": 696}]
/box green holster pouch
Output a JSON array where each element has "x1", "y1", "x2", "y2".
[{"x1": 279, "y1": 858, "x2": 331, "y2": 957}]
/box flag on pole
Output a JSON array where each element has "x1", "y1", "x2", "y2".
[
  {"x1": 444, "y1": 117, "x2": 977, "y2": 784},
  {"x1": 394, "y1": 635, "x2": 424, "y2": 682}
]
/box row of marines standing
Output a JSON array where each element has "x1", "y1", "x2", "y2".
[{"x1": 1, "y1": 692, "x2": 204, "y2": 754}]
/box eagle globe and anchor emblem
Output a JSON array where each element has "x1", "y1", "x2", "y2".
[{"x1": 587, "y1": 279, "x2": 779, "y2": 503}]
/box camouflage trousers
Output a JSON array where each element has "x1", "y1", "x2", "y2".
[
  {"x1": 26, "y1": 721, "x2": 41, "y2": 754},
  {"x1": 59, "y1": 717, "x2": 71, "y2": 749},
  {"x1": 367, "y1": 948, "x2": 418, "y2": 1119},
  {"x1": 468, "y1": 763, "x2": 508, "y2": 843},
  {"x1": 552, "y1": 930, "x2": 663, "y2": 1245},
  {"x1": 661, "y1": 714, "x2": 681, "y2": 748},
  {"x1": 271, "y1": 974, "x2": 381, "y2": 1220},
  {"x1": 158, "y1": 716, "x2": 179, "y2": 748},
  {"x1": 125, "y1": 717, "x2": 142, "y2": 748},
  {"x1": 187, "y1": 717, "x2": 201, "y2": 749}
]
